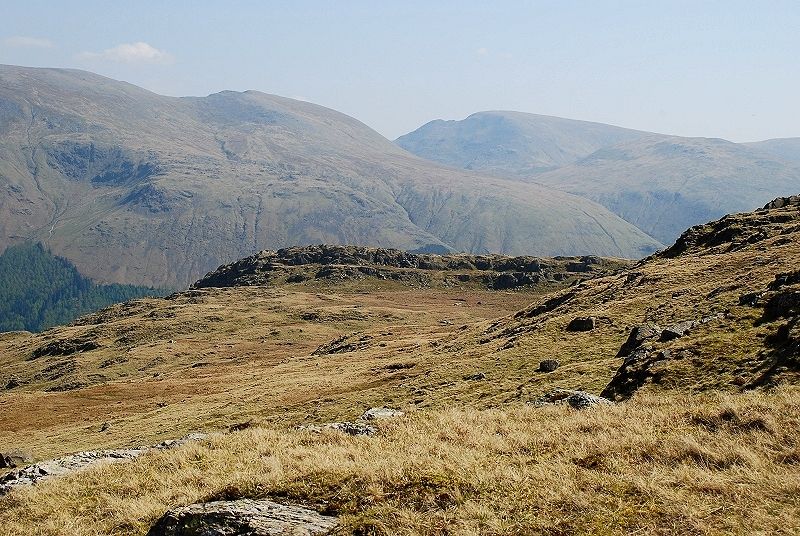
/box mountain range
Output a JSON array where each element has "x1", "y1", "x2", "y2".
[
  {"x1": 397, "y1": 111, "x2": 800, "y2": 243},
  {"x1": 0, "y1": 66, "x2": 661, "y2": 288}
]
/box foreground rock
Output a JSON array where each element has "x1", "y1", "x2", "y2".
[
  {"x1": 533, "y1": 389, "x2": 612, "y2": 409},
  {"x1": 0, "y1": 433, "x2": 206, "y2": 496},
  {"x1": 147, "y1": 499, "x2": 337, "y2": 536}
]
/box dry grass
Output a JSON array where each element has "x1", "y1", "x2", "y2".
[
  {"x1": 1, "y1": 388, "x2": 799, "y2": 535},
  {"x1": 0, "y1": 286, "x2": 541, "y2": 459}
]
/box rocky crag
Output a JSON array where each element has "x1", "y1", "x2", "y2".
[{"x1": 192, "y1": 244, "x2": 628, "y2": 290}]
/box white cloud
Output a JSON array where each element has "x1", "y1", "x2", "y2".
[
  {"x1": 78, "y1": 42, "x2": 173, "y2": 64},
  {"x1": 4, "y1": 36, "x2": 54, "y2": 48},
  {"x1": 476, "y1": 47, "x2": 489, "y2": 57}
]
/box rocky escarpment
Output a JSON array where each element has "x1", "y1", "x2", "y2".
[
  {"x1": 192, "y1": 244, "x2": 627, "y2": 290},
  {"x1": 659, "y1": 195, "x2": 800, "y2": 258}
]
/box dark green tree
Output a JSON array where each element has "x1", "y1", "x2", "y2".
[{"x1": 0, "y1": 243, "x2": 167, "y2": 332}]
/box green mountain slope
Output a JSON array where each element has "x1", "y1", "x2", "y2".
[
  {"x1": 0, "y1": 66, "x2": 661, "y2": 288},
  {"x1": 533, "y1": 136, "x2": 800, "y2": 243},
  {"x1": 0, "y1": 242, "x2": 164, "y2": 332},
  {"x1": 397, "y1": 113, "x2": 800, "y2": 244}
]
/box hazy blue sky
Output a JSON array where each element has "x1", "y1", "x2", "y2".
[{"x1": 1, "y1": 1, "x2": 798, "y2": 141}]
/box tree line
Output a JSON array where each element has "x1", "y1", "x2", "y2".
[{"x1": 0, "y1": 242, "x2": 166, "y2": 332}]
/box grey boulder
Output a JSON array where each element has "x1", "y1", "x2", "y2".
[{"x1": 147, "y1": 499, "x2": 337, "y2": 536}]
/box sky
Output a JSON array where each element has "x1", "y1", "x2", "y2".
[{"x1": 1, "y1": 0, "x2": 798, "y2": 142}]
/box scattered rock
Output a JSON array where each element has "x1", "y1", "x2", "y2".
[
  {"x1": 602, "y1": 348, "x2": 675, "y2": 401},
  {"x1": 361, "y1": 407, "x2": 404, "y2": 420},
  {"x1": 31, "y1": 336, "x2": 100, "y2": 359},
  {"x1": 325, "y1": 422, "x2": 377, "y2": 436},
  {"x1": 229, "y1": 420, "x2": 255, "y2": 432},
  {"x1": 660, "y1": 314, "x2": 723, "y2": 342},
  {"x1": 533, "y1": 389, "x2": 612, "y2": 409},
  {"x1": 312, "y1": 333, "x2": 372, "y2": 355},
  {"x1": 538, "y1": 360, "x2": 560, "y2": 373},
  {"x1": 146, "y1": 499, "x2": 338, "y2": 536},
  {"x1": 739, "y1": 292, "x2": 763, "y2": 306},
  {"x1": 616, "y1": 323, "x2": 661, "y2": 357},
  {"x1": 769, "y1": 270, "x2": 800, "y2": 290},
  {"x1": 463, "y1": 372, "x2": 487, "y2": 381},
  {"x1": 566, "y1": 316, "x2": 596, "y2": 331},
  {"x1": 659, "y1": 320, "x2": 697, "y2": 341},
  {"x1": 0, "y1": 454, "x2": 16, "y2": 469},
  {"x1": 764, "y1": 290, "x2": 800, "y2": 319},
  {"x1": 5, "y1": 377, "x2": 21, "y2": 389}
]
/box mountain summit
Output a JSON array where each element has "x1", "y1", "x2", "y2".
[{"x1": 0, "y1": 66, "x2": 661, "y2": 287}]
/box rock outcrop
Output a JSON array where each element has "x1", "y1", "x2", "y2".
[
  {"x1": 298, "y1": 407, "x2": 405, "y2": 437},
  {"x1": 532, "y1": 389, "x2": 612, "y2": 409},
  {"x1": 660, "y1": 197, "x2": 800, "y2": 259},
  {"x1": 762, "y1": 195, "x2": 800, "y2": 210},
  {"x1": 0, "y1": 454, "x2": 15, "y2": 469},
  {"x1": 361, "y1": 407, "x2": 404, "y2": 420},
  {"x1": 146, "y1": 499, "x2": 337, "y2": 536},
  {"x1": 616, "y1": 323, "x2": 661, "y2": 357},
  {"x1": 0, "y1": 434, "x2": 206, "y2": 496},
  {"x1": 192, "y1": 245, "x2": 627, "y2": 291}
]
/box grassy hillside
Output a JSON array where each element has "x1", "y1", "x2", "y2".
[
  {"x1": 0, "y1": 66, "x2": 660, "y2": 288},
  {"x1": 0, "y1": 199, "x2": 797, "y2": 534},
  {"x1": 0, "y1": 242, "x2": 165, "y2": 332}
]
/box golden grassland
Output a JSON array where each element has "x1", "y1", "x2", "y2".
[
  {"x1": 1, "y1": 388, "x2": 799, "y2": 535},
  {"x1": 0, "y1": 205, "x2": 798, "y2": 534},
  {"x1": 0, "y1": 284, "x2": 544, "y2": 459},
  {"x1": 1, "y1": 208, "x2": 798, "y2": 462}
]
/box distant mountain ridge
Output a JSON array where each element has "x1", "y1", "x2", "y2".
[
  {"x1": 396, "y1": 111, "x2": 647, "y2": 175},
  {"x1": 0, "y1": 65, "x2": 661, "y2": 287},
  {"x1": 746, "y1": 138, "x2": 800, "y2": 164},
  {"x1": 397, "y1": 112, "x2": 800, "y2": 244}
]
